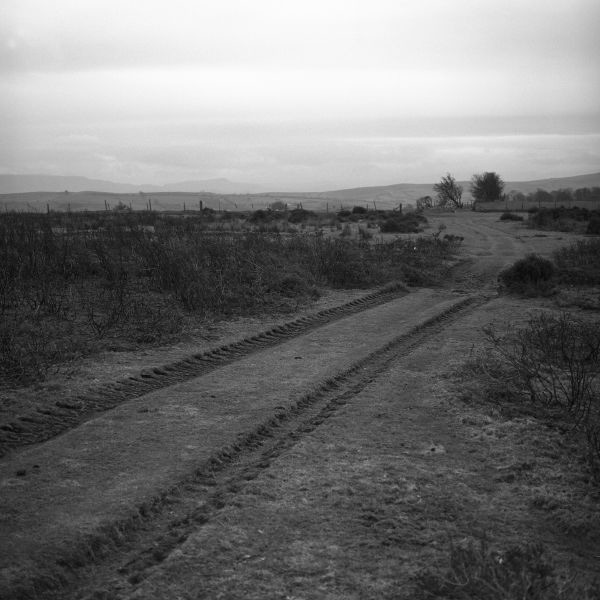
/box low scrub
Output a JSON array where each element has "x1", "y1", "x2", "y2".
[
  {"x1": 527, "y1": 207, "x2": 600, "y2": 232},
  {"x1": 498, "y1": 254, "x2": 555, "y2": 295},
  {"x1": 500, "y1": 211, "x2": 524, "y2": 221},
  {"x1": 379, "y1": 212, "x2": 427, "y2": 233},
  {"x1": 287, "y1": 208, "x2": 316, "y2": 224},
  {"x1": 484, "y1": 312, "x2": 600, "y2": 475},
  {"x1": 249, "y1": 209, "x2": 278, "y2": 223},
  {"x1": 416, "y1": 537, "x2": 598, "y2": 599},
  {"x1": 553, "y1": 238, "x2": 600, "y2": 285},
  {"x1": 587, "y1": 215, "x2": 600, "y2": 234},
  {"x1": 0, "y1": 212, "x2": 460, "y2": 384}
]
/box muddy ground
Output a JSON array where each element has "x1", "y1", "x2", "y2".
[{"x1": 1, "y1": 211, "x2": 598, "y2": 599}]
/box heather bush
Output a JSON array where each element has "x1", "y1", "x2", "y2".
[
  {"x1": 484, "y1": 312, "x2": 600, "y2": 474},
  {"x1": 527, "y1": 207, "x2": 599, "y2": 232},
  {"x1": 498, "y1": 254, "x2": 555, "y2": 295},
  {"x1": 586, "y1": 215, "x2": 600, "y2": 234},
  {"x1": 416, "y1": 538, "x2": 598, "y2": 600},
  {"x1": 553, "y1": 239, "x2": 600, "y2": 285},
  {"x1": 499, "y1": 211, "x2": 524, "y2": 221},
  {"x1": 379, "y1": 213, "x2": 426, "y2": 233},
  {"x1": 287, "y1": 208, "x2": 316, "y2": 223}
]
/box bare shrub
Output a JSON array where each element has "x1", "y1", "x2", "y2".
[
  {"x1": 484, "y1": 312, "x2": 600, "y2": 472},
  {"x1": 0, "y1": 211, "x2": 462, "y2": 384},
  {"x1": 527, "y1": 207, "x2": 599, "y2": 233},
  {"x1": 340, "y1": 223, "x2": 353, "y2": 237},
  {"x1": 553, "y1": 239, "x2": 600, "y2": 285},
  {"x1": 499, "y1": 211, "x2": 524, "y2": 221},
  {"x1": 358, "y1": 226, "x2": 373, "y2": 241},
  {"x1": 379, "y1": 212, "x2": 427, "y2": 233},
  {"x1": 498, "y1": 254, "x2": 555, "y2": 295},
  {"x1": 587, "y1": 215, "x2": 600, "y2": 234},
  {"x1": 415, "y1": 537, "x2": 598, "y2": 600}
]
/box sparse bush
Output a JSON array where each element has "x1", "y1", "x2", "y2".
[
  {"x1": 432, "y1": 223, "x2": 446, "y2": 239},
  {"x1": 527, "y1": 207, "x2": 599, "y2": 232},
  {"x1": 358, "y1": 226, "x2": 373, "y2": 241},
  {"x1": 416, "y1": 195, "x2": 433, "y2": 211},
  {"x1": 379, "y1": 213, "x2": 426, "y2": 233},
  {"x1": 287, "y1": 208, "x2": 316, "y2": 224},
  {"x1": 269, "y1": 200, "x2": 287, "y2": 211},
  {"x1": 484, "y1": 312, "x2": 600, "y2": 473},
  {"x1": 249, "y1": 209, "x2": 277, "y2": 223},
  {"x1": 498, "y1": 254, "x2": 555, "y2": 295},
  {"x1": 587, "y1": 215, "x2": 600, "y2": 235},
  {"x1": 553, "y1": 239, "x2": 600, "y2": 285},
  {"x1": 0, "y1": 316, "x2": 78, "y2": 383},
  {"x1": 415, "y1": 537, "x2": 598, "y2": 599},
  {"x1": 500, "y1": 211, "x2": 524, "y2": 221},
  {"x1": 444, "y1": 233, "x2": 464, "y2": 243}
]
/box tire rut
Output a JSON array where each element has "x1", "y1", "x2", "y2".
[
  {"x1": 18, "y1": 293, "x2": 489, "y2": 600},
  {"x1": 0, "y1": 282, "x2": 408, "y2": 458}
]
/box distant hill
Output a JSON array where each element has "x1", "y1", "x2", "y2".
[
  {"x1": 503, "y1": 172, "x2": 600, "y2": 195},
  {"x1": 0, "y1": 174, "x2": 265, "y2": 195},
  {"x1": 315, "y1": 182, "x2": 437, "y2": 208},
  {"x1": 317, "y1": 172, "x2": 600, "y2": 207},
  {"x1": 1, "y1": 172, "x2": 599, "y2": 212}
]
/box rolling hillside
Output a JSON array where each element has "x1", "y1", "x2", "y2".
[{"x1": 1, "y1": 172, "x2": 599, "y2": 212}]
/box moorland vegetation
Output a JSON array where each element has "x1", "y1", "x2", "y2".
[
  {"x1": 526, "y1": 206, "x2": 600, "y2": 234},
  {"x1": 0, "y1": 207, "x2": 461, "y2": 385}
]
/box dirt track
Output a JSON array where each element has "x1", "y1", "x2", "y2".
[{"x1": 1, "y1": 212, "x2": 597, "y2": 599}]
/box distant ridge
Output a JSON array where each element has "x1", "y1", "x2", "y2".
[
  {"x1": 504, "y1": 172, "x2": 600, "y2": 194},
  {"x1": 0, "y1": 174, "x2": 265, "y2": 195},
  {"x1": 2, "y1": 171, "x2": 599, "y2": 197},
  {"x1": 1, "y1": 172, "x2": 599, "y2": 212},
  {"x1": 317, "y1": 172, "x2": 600, "y2": 205}
]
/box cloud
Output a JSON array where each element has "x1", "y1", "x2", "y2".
[
  {"x1": 55, "y1": 133, "x2": 101, "y2": 146},
  {"x1": 2, "y1": 0, "x2": 599, "y2": 74},
  {"x1": 1, "y1": 1, "x2": 599, "y2": 187}
]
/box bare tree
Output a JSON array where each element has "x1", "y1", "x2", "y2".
[{"x1": 433, "y1": 173, "x2": 463, "y2": 208}]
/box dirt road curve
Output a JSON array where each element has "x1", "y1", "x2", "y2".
[{"x1": 0, "y1": 213, "x2": 594, "y2": 599}]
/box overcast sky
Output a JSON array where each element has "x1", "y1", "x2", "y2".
[{"x1": 1, "y1": 0, "x2": 599, "y2": 190}]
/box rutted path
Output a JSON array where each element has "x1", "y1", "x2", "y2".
[
  {"x1": 0, "y1": 289, "x2": 486, "y2": 599},
  {"x1": 0, "y1": 283, "x2": 410, "y2": 457},
  {"x1": 1, "y1": 212, "x2": 590, "y2": 600}
]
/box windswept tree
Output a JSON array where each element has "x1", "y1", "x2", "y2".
[
  {"x1": 471, "y1": 171, "x2": 505, "y2": 202},
  {"x1": 433, "y1": 173, "x2": 463, "y2": 208}
]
